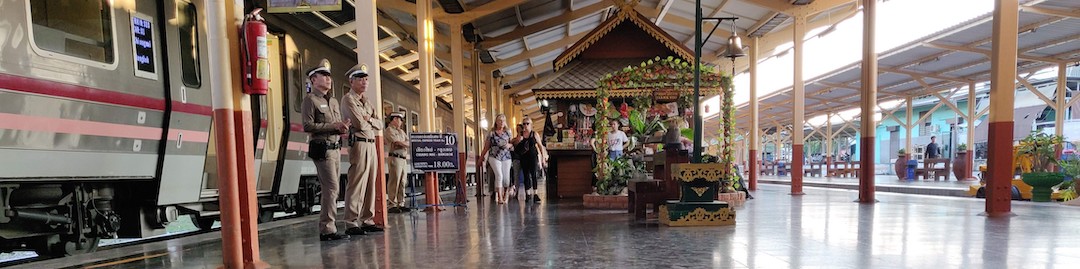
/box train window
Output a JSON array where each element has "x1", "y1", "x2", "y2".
[
  {"x1": 382, "y1": 101, "x2": 394, "y2": 118},
  {"x1": 410, "y1": 111, "x2": 419, "y2": 133},
  {"x1": 178, "y1": 2, "x2": 202, "y2": 87},
  {"x1": 28, "y1": 0, "x2": 116, "y2": 64}
]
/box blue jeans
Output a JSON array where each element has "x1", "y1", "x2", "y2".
[{"x1": 609, "y1": 150, "x2": 623, "y2": 160}]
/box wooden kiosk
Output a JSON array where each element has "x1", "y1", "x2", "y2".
[{"x1": 534, "y1": 6, "x2": 726, "y2": 208}]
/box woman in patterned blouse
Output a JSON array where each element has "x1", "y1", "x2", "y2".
[{"x1": 481, "y1": 114, "x2": 514, "y2": 204}]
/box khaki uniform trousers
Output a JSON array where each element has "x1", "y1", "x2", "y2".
[
  {"x1": 387, "y1": 157, "x2": 408, "y2": 208},
  {"x1": 345, "y1": 141, "x2": 377, "y2": 228},
  {"x1": 315, "y1": 150, "x2": 341, "y2": 234}
]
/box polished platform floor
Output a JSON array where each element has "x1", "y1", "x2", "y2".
[
  {"x1": 756, "y1": 173, "x2": 975, "y2": 197},
  {"x1": 20, "y1": 184, "x2": 1080, "y2": 269}
]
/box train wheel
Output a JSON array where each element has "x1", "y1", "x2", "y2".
[
  {"x1": 195, "y1": 217, "x2": 217, "y2": 231},
  {"x1": 33, "y1": 235, "x2": 100, "y2": 257},
  {"x1": 257, "y1": 209, "x2": 275, "y2": 223},
  {"x1": 295, "y1": 179, "x2": 319, "y2": 215}
]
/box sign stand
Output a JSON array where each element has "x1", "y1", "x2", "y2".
[{"x1": 410, "y1": 133, "x2": 466, "y2": 210}]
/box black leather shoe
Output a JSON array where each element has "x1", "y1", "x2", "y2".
[
  {"x1": 345, "y1": 227, "x2": 367, "y2": 236},
  {"x1": 400, "y1": 207, "x2": 413, "y2": 212},
  {"x1": 361, "y1": 225, "x2": 384, "y2": 233},
  {"x1": 387, "y1": 207, "x2": 402, "y2": 213},
  {"x1": 532, "y1": 195, "x2": 541, "y2": 203},
  {"x1": 320, "y1": 233, "x2": 349, "y2": 241}
]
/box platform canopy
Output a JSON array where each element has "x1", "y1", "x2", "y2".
[
  {"x1": 732, "y1": 0, "x2": 1080, "y2": 137},
  {"x1": 271, "y1": 0, "x2": 1077, "y2": 135}
]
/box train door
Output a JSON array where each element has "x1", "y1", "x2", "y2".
[
  {"x1": 277, "y1": 40, "x2": 308, "y2": 197},
  {"x1": 158, "y1": 0, "x2": 212, "y2": 206},
  {"x1": 253, "y1": 34, "x2": 287, "y2": 194}
]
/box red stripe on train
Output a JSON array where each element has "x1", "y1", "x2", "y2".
[{"x1": 0, "y1": 73, "x2": 213, "y2": 115}]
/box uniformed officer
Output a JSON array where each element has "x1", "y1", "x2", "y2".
[
  {"x1": 301, "y1": 61, "x2": 351, "y2": 241},
  {"x1": 340, "y1": 64, "x2": 385, "y2": 234},
  {"x1": 385, "y1": 112, "x2": 411, "y2": 213}
]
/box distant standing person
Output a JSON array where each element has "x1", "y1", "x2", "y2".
[
  {"x1": 385, "y1": 112, "x2": 411, "y2": 213},
  {"x1": 606, "y1": 119, "x2": 628, "y2": 160},
  {"x1": 926, "y1": 136, "x2": 940, "y2": 159}
]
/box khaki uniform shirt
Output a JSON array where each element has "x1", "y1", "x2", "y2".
[
  {"x1": 301, "y1": 90, "x2": 343, "y2": 142},
  {"x1": 340, "y1": 91, "x2": 382, "y2": 139},
  {"x1": 386, "y1": 126, "x2": 409, "y2": 157}
]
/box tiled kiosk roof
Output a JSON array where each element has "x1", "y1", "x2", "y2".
[{"x1": 537, "y1": 7, "x2": 701, "y2": 99}]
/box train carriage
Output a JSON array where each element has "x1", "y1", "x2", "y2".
[{"x1": 0, "y1": 0, "x2": 472, "y2": 257}]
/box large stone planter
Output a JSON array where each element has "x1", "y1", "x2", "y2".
[
  {"x1": 583, "y1": 194, "x2": 628, "y2": 210},
  {"x1": 894, "y1": 154, "x2": 909, "y2": 180},
  {"x1": 953, "y1": 151, "x2": 973, "y2": 181},
  {"x1": 1021, "y1": 172, "x2": 1064, "y2": 202}
]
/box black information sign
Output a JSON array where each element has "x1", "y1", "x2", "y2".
[
  {"x1": 410, "y1": 133, "x2": 459, "y2": 171},
  {"x1": 132, "y1": 16, "x2": 155, "y2": 75}
]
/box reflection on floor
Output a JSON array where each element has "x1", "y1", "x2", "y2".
[{"x1": 20, "y1": 184, "x2": 1080, "y2": 269}]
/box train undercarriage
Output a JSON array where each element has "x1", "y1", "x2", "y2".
[{"x1": 0, "y1": 178, "x2": 323, "y2": 257}]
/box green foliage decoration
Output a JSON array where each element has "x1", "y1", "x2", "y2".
[{"x1": 593, "y1": 56, "x2": 733, "y2": 195}]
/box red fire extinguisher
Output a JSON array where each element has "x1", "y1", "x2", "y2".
[{"x1": 242, "y1": 8, "x2": 269, "y2": 95}]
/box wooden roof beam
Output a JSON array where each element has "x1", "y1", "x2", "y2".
[
  {"x1": 479, "y1": 1, "x2": 611, "y2": 48},
  {"x1": 440, "y1": 0, "x2": 528, "y2": 23}
]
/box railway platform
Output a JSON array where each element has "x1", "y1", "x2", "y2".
[
  {"x1": 756, "y1": 174, "x2": 976, "y2": 197},
  {"x1": 14, "y1": 184, "x2": 1080, "y2": 269}
]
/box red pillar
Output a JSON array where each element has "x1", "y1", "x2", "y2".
[
  {"x1": 859, "y1": 137, "x2": 876, "y2": 201},
  {"x1": 210, "y1": 1, "x2": 267, "y2": 268},
  {"x1": 857, "y1": 0, "x2": 878, "y2": 203},
  {"x1": 212, "y1": 110, "x2": 243, "y2": 269},
  {"x1": 986, "y1": 123, "x2": 1013, "y2": 215},
  {"x1": 790, "y1": 14, "x2": 805, "y2": 196},
  {"x1": 232, "y1": 109, "x2": 269, "y2": 269},
  {"x1": 425, "y1": 172, "x2": 440, "y2": 211},
  {"x1": 985, "y1": 0, "x2": 1019, "y2": 216},
  {"x1": 791, "y1": 145, "x2": 804, "y2": 195},
  {"x1": 374, "y1": 137, "x2": 388, "y2": 226}
]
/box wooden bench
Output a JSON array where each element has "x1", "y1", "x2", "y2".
[
  {"x1": 761, "y1": 161, "x2": 775, "y2": 175},
  {"x1": 925, "y1": 158, "x2": 951, "y2": 181},
  {"x1": 846, "y1": 161, "x2": 861, "y2": 178},
  {"x1": 628, "y1": 149, "x2": 688, "y2": 220},
  {"x1": 827, "y1": 161, "x2": 842, "y2": 177},
  {"x1": 805, "y1": 162, "x2": 824, "y2": 177},
  {"x1": 777, "y1": 162, "x2": 790, "y2": 176}
]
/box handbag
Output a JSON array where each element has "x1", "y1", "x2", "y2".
[{"x1": 307, "y1": 140, "x2": 328, "y2": 161}]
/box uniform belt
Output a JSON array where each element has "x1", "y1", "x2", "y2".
[
  {"x1": 352, "y1": 136, "x2": 375, "y2": 143},
  {"x1": 312, "y1": 140, "x2": 341, "y2": 149},
  {"x1": 390, "y1": 153, "x2": 407, "y2": 159}
]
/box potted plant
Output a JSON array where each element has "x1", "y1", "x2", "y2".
[
  {"x1": 895, "y1": 148, "x2": 909, "y2": 180},
  {"x1": 953, "y1": 143, "x2": 971, "y2": 180},
  {"x1": 1016, "y1": 133, "x2": 1064, "y2": 202},
  {"x1": 1057, "y1": 156, "x2": 1080, "y2": 201}
]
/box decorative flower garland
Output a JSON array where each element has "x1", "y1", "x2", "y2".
[{"x1": 593, "y1": 56, "x2": 733, "y2": 194}]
